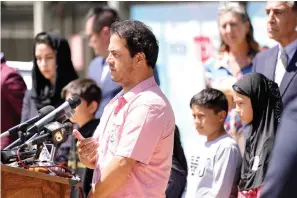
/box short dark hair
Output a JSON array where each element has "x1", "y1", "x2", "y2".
[
  {"x1": 61, "y1": 79, "x2": 102, "y2": 108},
  {"x1": 86, "y1": 7, "x2": 119, "y2": 33},
  {"x1": 110, "y1": 20, "x2": 159, "y2": 69},
  {"x1": 190, "y1": 88, "x2": 228, "y2": 115}
]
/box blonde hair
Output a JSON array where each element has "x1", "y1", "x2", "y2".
[{"x1": 218, "y1": 2, "x2": 260, "y2": 54}]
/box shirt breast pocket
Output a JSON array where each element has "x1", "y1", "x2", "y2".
[{"x1": 108, "y1": 114, "x2": 124, "y2": 155}]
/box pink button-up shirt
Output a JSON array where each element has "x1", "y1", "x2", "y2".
[{"x1": 92, "y1": 76, "x2": 175, "y2": 198}]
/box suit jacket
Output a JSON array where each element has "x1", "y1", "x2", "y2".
[
  {"x1": 1, "y1": 62, "x2": 27, "y2": 148},
  {"x1": 260, "y1": 97, "x2": 297, "y2": 198},
  {"x1": 88, "y1": 56, "x2": 122, "y2": 118},
  {"x1": 252, "y1": 45, "x2": 297, "y2": 107}
]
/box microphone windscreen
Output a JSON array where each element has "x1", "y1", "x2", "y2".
[{"x1": 39, "y1": 106, "x2": 55, "y2": 117}]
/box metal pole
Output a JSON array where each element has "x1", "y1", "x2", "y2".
[{"x1": 33, "y1": 1, "x2": 44, "y2": 36}]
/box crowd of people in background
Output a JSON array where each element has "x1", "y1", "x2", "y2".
[
  {"x1": 1, "y1": 1, "x2": 297, "y2": 198},
  {"x1": 205, "y1": 1, "x2": 260, "y2": 155}
]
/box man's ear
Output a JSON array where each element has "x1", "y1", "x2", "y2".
[{"x1": 134, "y1": 52, "x2": 146, "y2": 66}]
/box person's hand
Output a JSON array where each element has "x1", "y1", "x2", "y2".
[{"x1": 73, "y1": 129, "x2": 99, "y2": 163}]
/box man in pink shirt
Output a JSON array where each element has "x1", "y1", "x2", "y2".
[{"x1": 74, "y1": 20, "x2": 175, "y2": 198}]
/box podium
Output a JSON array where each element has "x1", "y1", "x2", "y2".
[{"x1": 1, "y1": 164, "x2": 74, "y2": 198}]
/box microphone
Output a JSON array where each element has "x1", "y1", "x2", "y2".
[
  {"x1": 19, "y1": 133, "x2": 51, "y2": 149},
  {"x1": 27, "y1": 95, "x2": 81, "y2": 134},
  {"x1": 0, "y1": 106, "x2": 55, "y2": 139},
  {"x1": 20, "y1": 122, "x2": 73, "y2": 149}
]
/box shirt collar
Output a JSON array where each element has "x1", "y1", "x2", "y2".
[
  {"x1": 278, "y1": 37, "x2": 297, "y2": 61},
  {"x1": 214, "y1": 51, "x2": 253, "y2": 71},
  {"x1": 110, "y1": 76, "x2": 157, "y2": 104},
  {"x1": 123, "y1": 76, "x2": 157, "y2": 103},
  {"x1": 215, "y1": 52, "x2": 229, "y2": 69}
]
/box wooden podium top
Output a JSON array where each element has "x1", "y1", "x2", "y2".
[
  {"x1": 1, "y1": 164, "x2": 76, "y2": 198},
  {"x1": 1, "y1": 164, "x2": 73, "y2": 185}
]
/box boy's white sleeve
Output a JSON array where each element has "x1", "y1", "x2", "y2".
[{"x1": 210, "y1": 144, "x2": 242, "y2": 198}]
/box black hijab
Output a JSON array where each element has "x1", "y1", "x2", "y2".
[
  {"x1": 31, "y1": 32, "x2": 78, "y2": 110},
  {"x1": 232, "y1": 73, "x2": 283, "y2": 191}
]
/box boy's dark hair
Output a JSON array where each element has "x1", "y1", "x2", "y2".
[
  {"x1": 190, "y1": 88, "x2": 228, "y2": 115},
  {"x1": 110, "y1": 20, "x2": 159, "y2": 69},
  {"x1": 61, "y1": 79, "x2": 102, "y2": 109},
  {"x1": 86, "y1": 7, "x2": 119, "y2": 33}
]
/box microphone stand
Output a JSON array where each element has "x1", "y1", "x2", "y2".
[
  {"x1": 4, "y1": 138, "x2": 21, "y2": 150},
  {"x1": 4, "y1": 124, "x2": 33, "y2": 150}
]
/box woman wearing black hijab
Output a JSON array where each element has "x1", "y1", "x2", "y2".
[
  {"x1": 21, "y1": 32, "x2": 78, "y2": 122},
  {"x1": 232, "y1": 73, "x2": 283, "y2": 198}
]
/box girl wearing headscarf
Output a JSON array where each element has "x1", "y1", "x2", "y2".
[
  {"x1": 232, "y1": 73, "x2": 283, "y2": 198},
  {"x1": 21, "y1": 32, "x2": 78, "y2": 122}
]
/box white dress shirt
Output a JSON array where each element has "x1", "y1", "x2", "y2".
[{"x1": 274, "y1": 38, "x2": 297, "y2": 86}]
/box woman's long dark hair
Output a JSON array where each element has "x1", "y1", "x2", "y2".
[{"x1": 32, "y1": 32, "x2": 78, "y2": 110}]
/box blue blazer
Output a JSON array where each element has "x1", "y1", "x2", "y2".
[
  {"x1": 260, "y1": 97, "x2": 297, "y2": 198},
  {"x1": 252, "y1": 45, "x2": 297, "y2": 107}
]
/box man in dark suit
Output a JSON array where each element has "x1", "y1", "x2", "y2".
[
  {"x1": 85, "y1": 7, "x2": 122, "y2": 118},
  {"x1": 252, "y1": 1, "x2": 297, "y2": 107},
  {"x1": 260, "y1": 96, "x2": 297, "y2": 198},
  {"x1": 0, "y1": 52, "x2": 27, "y2": 149}
]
